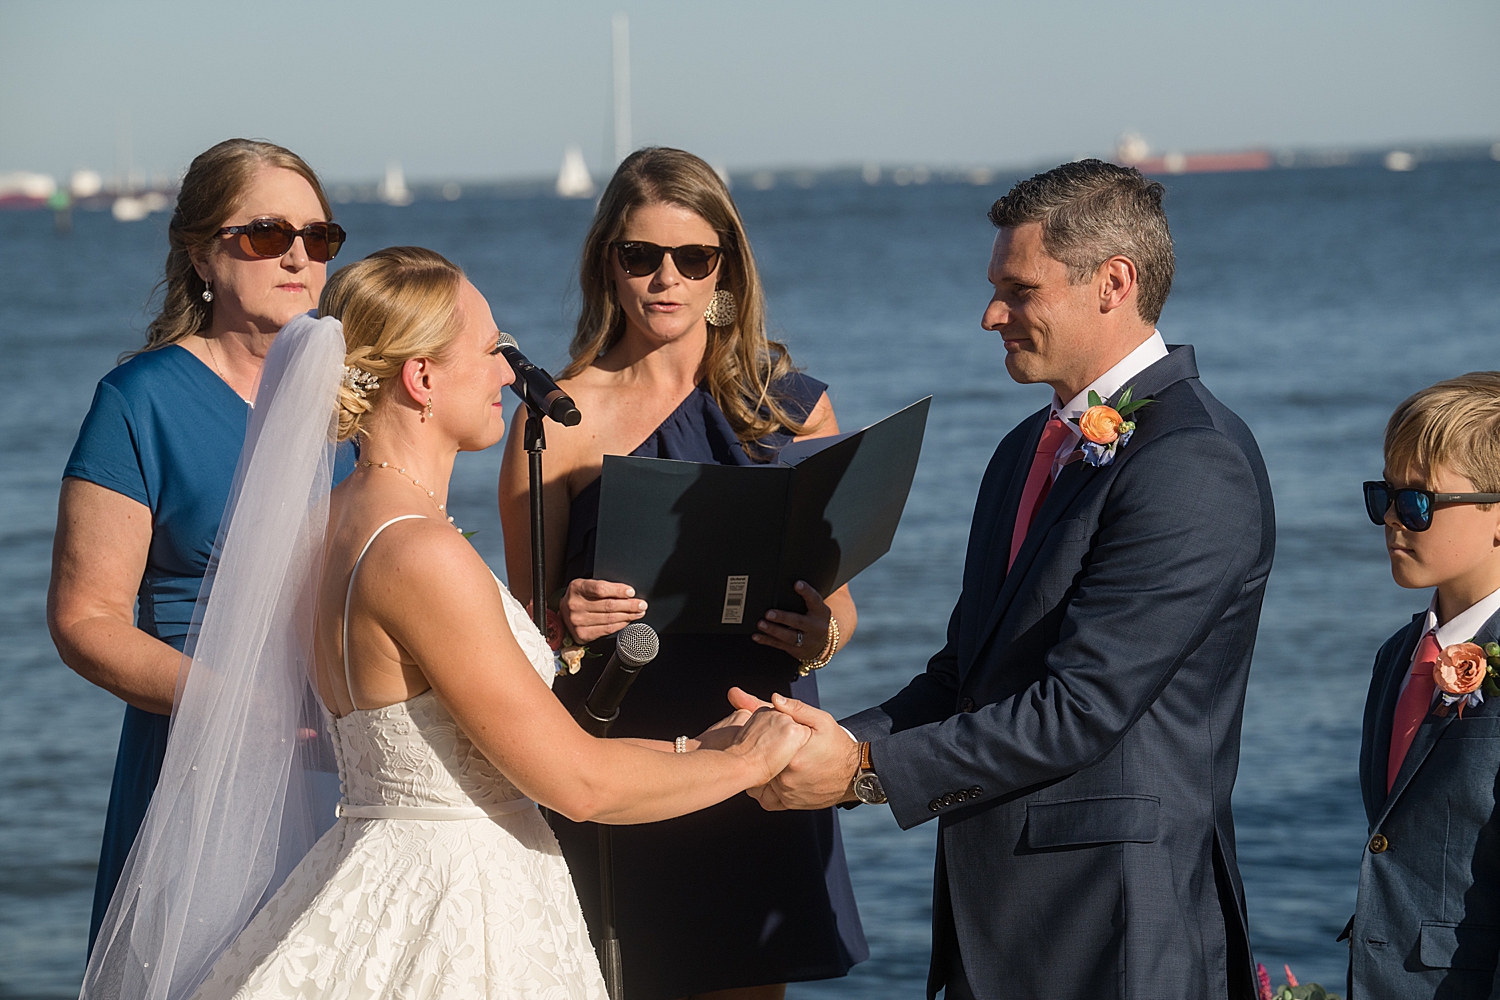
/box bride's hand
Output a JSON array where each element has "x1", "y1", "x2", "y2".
[
  {"x1": 723, "y1": 706, "x2": 811, "y2": 785},
  {"x1": 559, "y1": 578, "x2": 648, "y2": 643}
]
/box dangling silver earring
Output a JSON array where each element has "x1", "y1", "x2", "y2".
[
  {"x1": 201, "y1": 282, "x2": 214, "y2": 303},
  {"x1": 704, "y1": 288, "x2": 737, "y2": 327},
  {"x1": 423, "y1": 397, "x2": 433, "y2": 419}
]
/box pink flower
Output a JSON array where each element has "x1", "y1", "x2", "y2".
[
  {"x1": 1284, "y1": 964, "x2": 1299, "y2": 987},
  {"x1": 1078, "y1": 405, "x2": 1123, "y2": 444},
  {"x1": 1256, "y1": 963, "x2": 1273, "y2": 1000},
  {"x1": 1435, "y1": 642, "x2": 1487, "y2": 696},
  {"x1": 525, "y1": 601, "x2": 567, "y2": 651}
]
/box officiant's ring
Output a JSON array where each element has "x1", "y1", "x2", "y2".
[{"x1": 796, "y1": 631, "x2": 804, "y2": 647}]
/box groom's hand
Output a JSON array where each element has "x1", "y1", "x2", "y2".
[{"x1": 728, "y1": 688, "x2": 860, "y2": 811}]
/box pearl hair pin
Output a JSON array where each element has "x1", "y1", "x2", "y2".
[{"x1": 360, "y1": 460, "x2": 462, "y2": 533}]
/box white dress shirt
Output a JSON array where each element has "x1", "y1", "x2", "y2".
[
  {"x1": 1046, "y1": 332, "x2": 1169, "y2": 479},
  {"x1": 1398, "y1": 583, "x2": 1500, "y2": 702}
]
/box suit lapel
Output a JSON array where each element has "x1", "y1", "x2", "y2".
[
  {"x1": 1366, "y1": 616, "x2": 1424, "y2": 822},
  {"x1": 966, "y1": 346, "x2": 1201, "y2": 670},
  {"x1": 1377, "y1": 610, "x2": 1500, "y2": 826}
]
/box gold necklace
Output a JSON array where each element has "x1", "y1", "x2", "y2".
[
  {"x1": 205, "y1": 337, "x2": 253, "y2": 405},
  {"x1": 360, "y1": 460, "x2": 462, "y2": 532}
]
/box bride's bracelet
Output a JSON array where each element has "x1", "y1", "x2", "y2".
[{"x1": 797, "y1": 616, "x2": 841, "y2": 677}]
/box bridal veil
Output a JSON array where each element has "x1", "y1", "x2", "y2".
[{"x1": 83, "y1": 313, "x2": 346, "y2": 999}]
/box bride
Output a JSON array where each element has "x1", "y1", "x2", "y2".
[{"x1": 82, "y1": 247, "x2": 810, "y2": 999}]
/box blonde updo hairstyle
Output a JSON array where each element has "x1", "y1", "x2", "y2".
[{"x1": 319, "y1": 247, "x2": 466, "y2": 443}]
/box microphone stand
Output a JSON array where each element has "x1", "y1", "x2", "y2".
[
  {"x1": 519, "y1": 391, "x2": 624, "y2": 999},
  {"x1": 524, "y1": 405, "x2": 547, "y2": 635},
  {"x1": 595, "y1": 726, "x2": 625, "y2": 1000}
]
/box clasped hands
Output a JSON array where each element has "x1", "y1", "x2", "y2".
[{"x1": 698, "y1": 687, "x2": 861, "y2": 810}]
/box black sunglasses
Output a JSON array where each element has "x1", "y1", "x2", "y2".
[
  {"x1": 1363, "y1": 480, "x2": 1500, "y2": 531},
  {"x1": 612, "y1": 241, "x2": 723, "y2": 280},
  {"x1": 217, "y1": 218, "x2": 346, "y2": 262}
]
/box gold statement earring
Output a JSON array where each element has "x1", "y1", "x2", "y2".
[
  {"x1": 423, "y1": 397, "x2": 433, "y2": 419},
  {"x1": 704, "y1": 288, "x2": 737, "y2": 327}
]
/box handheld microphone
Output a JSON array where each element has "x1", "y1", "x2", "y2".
[
  {"x1": 496, "y1": 332, "x2": 582, "y2": 426},
  {"x1": 580, "y1": 622, "x2": 660, "y2": 737}
]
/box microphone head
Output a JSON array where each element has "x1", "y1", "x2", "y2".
[
  {"x1": 615, "y1": 621, "x2": 659, "y2": 666},
  {"x1": 495, "y1": 331, "x2": 519, "y2": 351}
]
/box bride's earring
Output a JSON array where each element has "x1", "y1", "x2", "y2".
[
  {"x1": 423, "y1": 397, "x2": 433, "y2": 419},
  {"x1": 704, "y1": 288, "x2": 737, "y2": 327},
  {"x1": 201, "y1": 282, "x2": 214, "y2": 304}
]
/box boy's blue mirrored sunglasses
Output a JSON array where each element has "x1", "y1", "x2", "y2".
[{"x1": 1363, "y1": 480, "x2": 1500, "y2": 531}]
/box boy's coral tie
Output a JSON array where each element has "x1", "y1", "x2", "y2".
[{"x1": 1387, "y1": 630, "x2": 1440, "y2": 793}]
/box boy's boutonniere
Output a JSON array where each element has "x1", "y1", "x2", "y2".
[
  {"x1": 1070, "y1": 385, "x2": 1154, "y2": 468},
  {"x1": 1432, "y1": 640, "x2": 1500, "y2": 717}
]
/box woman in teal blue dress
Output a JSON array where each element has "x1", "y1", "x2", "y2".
[
  {"x1": 499, "y1": 147, "x2": 867, "y2": 1000},
  {"x1": 48, "y1": 138, "x2": 348, "y2": 951}
]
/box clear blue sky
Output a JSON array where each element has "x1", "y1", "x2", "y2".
[{"x1": 3, "y1": 0, "x2": 1497, "y2": 182}]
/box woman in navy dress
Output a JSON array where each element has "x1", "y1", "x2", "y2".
[
  {"x1": 499, "y1": 147, "x2": 867, "y2": 1000},
  {"x1": 48, "y1": 138, "x2": 347, "y2": 952}
]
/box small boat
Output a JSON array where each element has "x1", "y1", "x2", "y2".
[
  {"x1": 378, "y1": 162, "x2": 414, "y2": 206},
  {"x1": 556, "y1": 147, "x2": 595, "y2": 199},
  {"x1": 0, "y1": 171, "x2": 58, "y2": 210}
]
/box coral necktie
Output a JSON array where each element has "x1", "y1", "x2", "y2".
[
  {"x1": 1009, "y1": 415, "x2": 1071, "y2": 571},
  {"x1": 1387, "y1": 630, "x2": 1440, "y2": 793}
]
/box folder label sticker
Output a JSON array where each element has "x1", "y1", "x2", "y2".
[{"x1": 721, "y1": 575, "x2": 749, "y2": 624}]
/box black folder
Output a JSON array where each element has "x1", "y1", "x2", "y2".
[{"x1": 594, "y1": 397, "x2": 930, "y2": 634}]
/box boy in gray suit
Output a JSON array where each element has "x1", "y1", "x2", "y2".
[{"x1": 1351, "y1": 373, "x2": 1500, "y2": 998}]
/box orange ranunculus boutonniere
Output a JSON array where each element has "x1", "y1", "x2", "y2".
[
  {"x1": 1434, "y1": 640, "x2": 1500, "y2": 717},
  {"x1": 1070, "y1": 386, "x2": 1154, "y2": 467}
]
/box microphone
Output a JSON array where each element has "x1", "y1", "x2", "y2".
[
  {"x1": 496, "y1": 332, "x2": 582, "y2": 426},
  {"x1": 580, "y1": 622, "x2": 660, "y2": 737}
]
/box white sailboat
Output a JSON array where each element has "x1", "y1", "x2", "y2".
[
  {"x1": 556, "y1": 147, "x2": 595, "y2": 198},
  {"x1": 378, "y1": 161, "x2": 413, "y2": 206}
]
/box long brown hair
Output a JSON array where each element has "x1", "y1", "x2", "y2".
[
  {"x1": 319, "y1": 247, "x2": 466, "y2": 443},
  {"x1": 561, "y1": 147, "x2": 810, "y2": 449},
  {"x1": 129, "y1": 138, "x2": 332, "y2": 359}
]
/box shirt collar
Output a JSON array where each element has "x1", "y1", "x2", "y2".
[
  {"x1": 1423, "y1": 583, "x2": 1500, "y2": 647},
  {"x1": 1052, "y1": 332, "x2": 1170, "y2": 431}
]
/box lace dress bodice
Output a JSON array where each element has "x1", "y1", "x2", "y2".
[{"x1": 329, "y1": 548, "x2": 555, "y2": 819}]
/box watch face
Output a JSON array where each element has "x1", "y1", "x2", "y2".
[{"x1": 854, "y1": 772, "x2": 886, "y2": 805}]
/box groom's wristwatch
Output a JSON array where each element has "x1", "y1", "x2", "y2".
[{"x1": 851, "y1": 742, "x2": 887, "y2": 805}]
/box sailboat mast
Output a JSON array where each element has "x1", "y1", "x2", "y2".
[{"x1": 612, "y1": 13, "x2": 631, "y2": 164}]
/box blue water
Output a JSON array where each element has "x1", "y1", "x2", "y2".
[{"x1": 3, "y1": 159, "x2": 1499, "y2": 997}]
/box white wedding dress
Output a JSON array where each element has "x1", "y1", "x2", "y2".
[{"x1": 192, "y1": 516, "x2": 608, "y2": 999}]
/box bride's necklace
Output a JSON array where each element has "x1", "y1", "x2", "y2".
[
  {"x1": 205, "y1": 337, "x2": 253, "y2": 406},
  {"x1": 360, "y1": 460, "x2": 462, "y2": 533}
]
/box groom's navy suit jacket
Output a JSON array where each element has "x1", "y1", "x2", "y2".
[
  {"x1": 844, "y1": 346, "x2": 1274, "y2": 1000},
  {"x1": 1351, "y1": 609, "x2": 1500, "y2": 998}
]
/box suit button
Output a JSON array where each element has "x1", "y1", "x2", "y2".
[
  {"x1": 929, "y1": 800, "x2": 940, "y2": 812},
  {"x1": 954, "y1": 791, "x2": 968, "y2": 803},
  {"x1": 1368, "y1": 834, "x2": 1389, "y2": 854},
  {"x1": 944, "y1": 793, "x2": 957, "y2": 806},
  {"x1": 959, "y1": 697, "x2": 976, "y2": 713},
  {"x1": 970, "y1": 786, "x2": 983, "y2": 797}
]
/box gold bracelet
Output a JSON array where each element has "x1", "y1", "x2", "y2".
[{"x1": 798, "y1": 616, "x2": 841, "y2": 677}]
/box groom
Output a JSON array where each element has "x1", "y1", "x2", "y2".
[{"x1": 739, "y1": 160, "x2": 1275, "y2": 999}]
